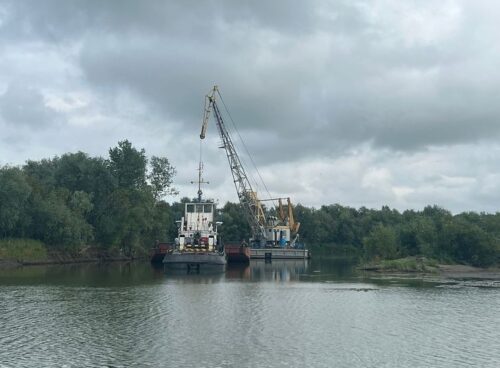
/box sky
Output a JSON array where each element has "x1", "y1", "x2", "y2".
[{"x1": 1, "y1": 0, "x2": 500, "y2": 213}]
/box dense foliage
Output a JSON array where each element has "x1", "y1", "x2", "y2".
[
  {"x1": 1, "y1": 143, "x2": 499, "y2": 266},
  {"x1": 0, "y1": 140, "x2": 176, "y2": 256},
  {"x1": 216, "y1": 203, "x2": 499, "y2": 267},
  {"x1": 294, "y1": 204, "x2": 500, "y2": 267}
]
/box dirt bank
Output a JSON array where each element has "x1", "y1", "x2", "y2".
[
  {"x1": 0, "y1": 249, "x2": 143, "y2": 269},
  {"x1": 358, "y1": 257, "x2": 500, "y2": 280},
  {"x1": 437, "y1": 264, "x2": 500, "y2": 280}
]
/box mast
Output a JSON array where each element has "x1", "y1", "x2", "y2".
[{"x1": 191, "y1": 143, "x2": 209, "y2": 202}]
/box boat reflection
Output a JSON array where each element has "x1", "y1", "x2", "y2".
[
  {"x1": 162, "y1": 265, "x2": 226, "y2": 284},
  {"x1": 226, "y1": 259, "x2": 309, "y2": 282}
]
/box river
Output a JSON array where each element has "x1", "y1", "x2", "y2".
[{"x1": 0, "y1": 259, "x2": 499, "y2": 368}]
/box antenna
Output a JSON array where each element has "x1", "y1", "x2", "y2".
[{"x1": 191, "y1": 141, "x2": 209, "y2": 201}]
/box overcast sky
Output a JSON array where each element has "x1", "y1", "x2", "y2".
[{"x1": 1, "y1": 0, "x2": 500, "y2": 212}]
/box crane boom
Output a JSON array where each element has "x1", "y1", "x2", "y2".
[{"x1": 201, "y1": 86, "x2": 267, "y2": 242}]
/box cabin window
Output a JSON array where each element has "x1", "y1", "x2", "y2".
[
  {"x1": 204, "y1": 204, "x2": 212, "y2": 213},
  {"x1": 196, "y1": 204, "x2": 203, "y2": 213},
  {"x1": 187, "y1": 204, "x2": 195, "y2": 213}
]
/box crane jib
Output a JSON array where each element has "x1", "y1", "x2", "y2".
[{"x1": 200, "y1": 86, "x2": 300, "y2": 246}]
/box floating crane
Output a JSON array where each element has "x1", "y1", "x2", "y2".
[{"x1": 200, "y1": 86, "x2": 300, "y2": 248}]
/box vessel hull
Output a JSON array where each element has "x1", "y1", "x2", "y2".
[
  {"x1": 225, "y1": 245, "x2": 251, "y2": 263},
  {"x1": 163, "y1": 252, "x2": 227, "y2": 269},
  {"x1": 250, "y1": 248, "x2": 309, "y2": 260},
  {"x1": 150, "y1": 243, "x2": 173, "y2": 264}
]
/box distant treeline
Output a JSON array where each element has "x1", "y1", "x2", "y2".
[
  {"x1": 221, "y1": 203, "x2": 500, "y2": 267},
  {"x1": 0, "y1": 142, "x2": 499, "y2": 266},
  {"x1": 293, "y1": 204, "x2": 500, "y2": 267}
]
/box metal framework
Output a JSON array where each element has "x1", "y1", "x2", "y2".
[{"x1": 201, "y1": 86, "x2": 267, "y2": 242}]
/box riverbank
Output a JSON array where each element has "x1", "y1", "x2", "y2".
[
  {"x1": 0, "y1": 253, "x2": 139, "y2": 269},
  {"x1": 0, "y1": 239, "x2": 142, "y2": 269},
  {"x1": 359, "y1": 257, "x2": 439, "y2": 273},
  {"x1": 359, "y1": 256, "x2": 500, "y2": 279},
  {"x1": 437, "y1": 264, "x2": 500, "y2": 280}
]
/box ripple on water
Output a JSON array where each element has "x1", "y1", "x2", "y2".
[{"x1": 1, "y1": 265, "x2": 499, "y2": 368}]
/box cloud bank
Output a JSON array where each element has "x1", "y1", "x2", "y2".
[{"x1": 1, "y1": 0, "x2": 500, "y2": 212}]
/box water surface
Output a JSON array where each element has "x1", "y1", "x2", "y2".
[{"x1": 0, "y1": 259, "x2": 499, "y2": 367}]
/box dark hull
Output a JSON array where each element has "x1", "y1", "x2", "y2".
[
  {"x1": 163, "y1": 252, "x2": 227, "y2": 271},
  {"x1": 225, "y1": 245, "x2": 251, "y2": 263},
  {"x1": 150, "y1": 252, "x2": 167, "y2": 264},
  {"x1": 150, "y1": 243, "x2": 173, "y2": 264}
]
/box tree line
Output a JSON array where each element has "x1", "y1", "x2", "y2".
[
  {"x1": 294, "y1": 204, "x2": 500, "y2": 267},
  {"x1": 216, "y1": 203, "x2": 499, "y2": 267},
  {"x1": 0, "y1": 140, "x2": 176, "y2": 256},
  {"x1": 0, "y1": 142, "x2": 499, "y2": 266}
]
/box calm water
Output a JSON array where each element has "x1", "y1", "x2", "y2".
[{"x1": 0, "y1": 259, "x2": 499, "y2": 368}]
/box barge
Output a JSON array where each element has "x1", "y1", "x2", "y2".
[{"x1": 250, "y1": 247, "x2": 310, "y2": 260}]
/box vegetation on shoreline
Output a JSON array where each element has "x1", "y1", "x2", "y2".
[
  {"x1": 359, "y1": 257, "x2": 439, "y2": 273},
  {"x1": 0, "y1": 239, "x2": 48, "y2": 262},
  {"x1": 295, "y1": 205, "x2": 499, "y2": 267},
  {"x1": 0, "y1": 140, "x2": 176, "y2": 258},
  {"x1": 1, "y1": 141, "x2": 499, "y2": 268}
]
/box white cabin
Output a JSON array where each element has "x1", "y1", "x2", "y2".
[{"x1": 175, "y1": 202, "x2": 221, "y2": 251}]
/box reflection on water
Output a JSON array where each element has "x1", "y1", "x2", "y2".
[
  {"x1": 163, "y1": 266, "x2": 226, "y2": 284},
  {"x1": 0, "y1": 257, "x2": 421, "y2": 286},
  {"x1": 227, "y1": 259, "x2": 309, "y2": 282},
  {"x1": 159, "y1": 257, "x2": 355, "y2": 283},
  {"x1": 0, "y1": 259, "x2": 499, "y2": 368},
  {"x1": 250, "y1": 259, "x2": 308, "y2": 281},
  {"x1": 0, "y1": 261, "x2": 166, "y2": 287},
  {"x1": 226, "y1": 257, "x2": 361, "y2": 283}
]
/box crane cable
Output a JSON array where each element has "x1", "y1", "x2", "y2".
[
  {"x1": 216, "y1": 89, "x2": 278, "y2": 210},
  {"x1": 216, "y1": 91, "x2": 259, "y2": 191}
]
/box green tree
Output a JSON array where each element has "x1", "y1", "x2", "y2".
[
  {"x1": 0, "y1": 167, "x2": 32, "y2": 237},
  {"x1": 440, "y1": 218, "x2": 499, "y2": 267},
  {"x1": 144, "y1": 201, "x2": 172, "y2": 245},
  {"x1": 30, "y1": 189, "x2": 93, "y2": 248},
  {"x1": 363, "y1": 224, "x2": 398, "y2": 260},
  {"x1": 108, "y1": 140, "x2": 147, "y2": 189},
  {"x1": 220, "y1": 202, "x2": 251, "y2": 243},
  {"x1": 68, "y1": 191, "x2": 93, "y2": 217},
  {"x1": 148, "y1": 156, "x2": 178, "y2": 200},
  {"x1": 294, "y1": 204, "x2": 315, "y2": 243}
]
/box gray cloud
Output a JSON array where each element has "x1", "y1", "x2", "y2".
[
  {"x1": 1, "y1": 0, "x2": 500, "y2": 212},
  {"x1": 4, "y1": 1, "x2": 499, "y2": 150},
  {"x1": 72, "y1": 0, "x2": 500, "y2": 156},
  {"x1": 0, "y1": 83, "x2": 58, "y2": 127}
]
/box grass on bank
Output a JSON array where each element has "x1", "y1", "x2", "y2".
[
  {"x1": 360, "y1": 256, "x2": 439, "y2": 273},
  {"x1": 0, "y1": 238, "x2": 48, "y2": 262}
]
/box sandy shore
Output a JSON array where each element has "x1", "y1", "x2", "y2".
[{"x1": 437, "y1": 264, "x2": 500, "y2": 280}]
